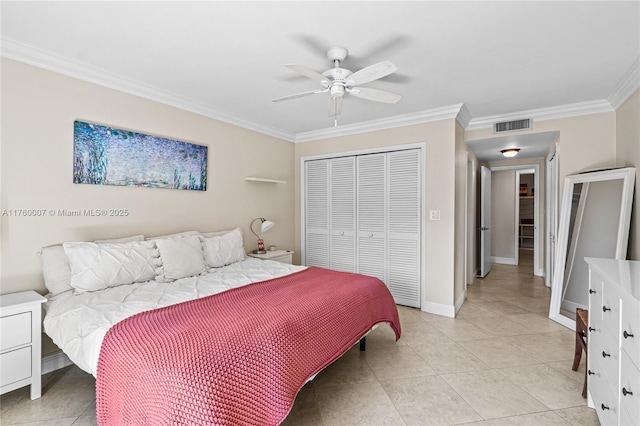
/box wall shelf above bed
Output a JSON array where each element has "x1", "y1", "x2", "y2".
[{"x1": 245, "y1": 177, "x2": 287, "y2": 184}]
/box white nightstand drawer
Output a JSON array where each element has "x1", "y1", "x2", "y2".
[
  {"x1": 0, "y1": 312, "x2": 31, "y2": 351},
  {"x1": 0, "y1": 346, "x2": 31, "y2": 387}
]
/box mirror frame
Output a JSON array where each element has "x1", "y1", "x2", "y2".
[{"x1": 549, "y1": 167, "x2": 636, "y2": 330}]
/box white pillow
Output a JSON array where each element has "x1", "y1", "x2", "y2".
[
  {"x1": 64, "y1": 240, "x2": 160, "y2": 294},
  {"x1": 40, "y1": 234, "x2": 145, "y2": 296},
  {"x1": 95, "y1": 234, "x2": 144, "y2": 243},
  {"x1": 200, "y1": 228, "x2": 236, "y2": 238},
  {"x1": 155, "y1": 235, "x2": 206, "y2": 281},
  {"x1": 41, "y1": 244, "x2": 73, "y2": 296},
  {"x1": 201, "y1": 228, "x2": 246, "y2": 268},
  {"x1": 146, "y1": 231, "x2": 199, "y2": 240}
]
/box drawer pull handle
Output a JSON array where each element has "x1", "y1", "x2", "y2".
[
  {"x1": 622, "y1": 388, "x2": 633, "y2": 396},
  {"x1": 588, "y1": 370, "x2": 595, "y2": 376},
  {"x1": 589, "y1": 289, "x2": 596, "y2": 294},
  {"x1": 602, "y1": 306, "x2": 611, "y2": 312},
  {"x1": 602, "y1": 351, "x2": 610, "y2": 358},
  {"x1": 623, "y1": 330, "x2": 634, "y2": 339},
  {"x1": 588, "y1": 327, "x2": 596, "y2": 332},
  {"x1": 601, "y1": 404, "x2": 610, "y2": 411}
]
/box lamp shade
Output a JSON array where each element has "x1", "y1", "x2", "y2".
[{"x1": 260, "y1": 220, "x2": 275, "y2": 233}]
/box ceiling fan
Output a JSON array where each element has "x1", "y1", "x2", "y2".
[{"x1": 272, "y1": 46, "x2": 401, "y2": 123}]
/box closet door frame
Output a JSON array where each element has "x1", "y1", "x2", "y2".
[{"x1": 300, "y1": 142, "x2": 426, "y2": 303}]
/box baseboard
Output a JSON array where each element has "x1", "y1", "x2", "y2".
[
  {"x1": 455, "y1": 290, "x2": 467, "y2": 316},
  {"x1": 42, "y1": 350, "x2": 73, "y2": 375},
  {"x1": 491, "y1": 256, "x2": 517, "y2": 265},
  {"x1": 421, "y1": 301, "x2": 455, "y2": 318}
]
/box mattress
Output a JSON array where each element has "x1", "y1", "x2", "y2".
[{"x1": 43, "y1": 257, "x2": 306, "y2": 376}]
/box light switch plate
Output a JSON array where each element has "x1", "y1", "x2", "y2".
[{"x1": 430, "y1": 210, "x2": 440, "y2": 220}]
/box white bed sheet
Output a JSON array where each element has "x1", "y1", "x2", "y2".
[{"x1": 43, "y1": 258, "x2": 306, "y2": 376}]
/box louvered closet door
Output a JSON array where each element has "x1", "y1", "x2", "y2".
[
  {"x1": 330, "y1": 157, "x2": 356, "y2": 272},
  {"x1": 305, "y1": 160, "x2": 329, "y2": 267},
  {"x1": 387, "y1": 150, "x2": 421, "y2": 307},
  {"x1": 357, "y1": 153, "x2": 387, "y2": 282}
]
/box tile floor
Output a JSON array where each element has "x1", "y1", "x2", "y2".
[{"x1": 1, "y1": 253, "x2": 600, "y2": 425}]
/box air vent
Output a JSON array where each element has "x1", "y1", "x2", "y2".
[{"x1": 494, "y1": 119, "x2": 531, "y2": 133}]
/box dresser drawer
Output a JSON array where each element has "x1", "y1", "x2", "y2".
[
  {"x1": 590, "y1": 360, "x2": 619, "y2": 426},
  {"x1": 589, "y1": 279, "x2": 604, "y2": 328},
  {"x1": 620, "y1": 350, "x2": 640, "y2": 426},
  {"x1": 601, "y1": 283, "x2": 622, "y2": 339},
  {"x1": 0, "y1": 346, "x2": 32, "y2": 387},
  {"x1": 621, "y1": 298, "x2": 639, "y2": 370},
  {"x1": 591, "y1": 331, "x2": 620, "y2": 393},
  {"x1": 0, "y1": 312, "x2": 32, "y2": 351}
]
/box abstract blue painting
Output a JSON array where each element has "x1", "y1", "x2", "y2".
[{"x1": 73, "y1": 121, "x2": 207, "y2": 191}]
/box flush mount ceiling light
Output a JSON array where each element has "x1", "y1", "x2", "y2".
[{"x1": 501, "y1": 148, "x2": 520, "y2": 158}]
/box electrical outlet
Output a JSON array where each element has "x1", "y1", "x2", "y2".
[{"x1": 430, "y1": 210, "x2": 440, "y2": 220}]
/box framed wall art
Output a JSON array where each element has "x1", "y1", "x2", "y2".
[{"x1": 73, "y1": 121, "x2": 207, "y2": 191}]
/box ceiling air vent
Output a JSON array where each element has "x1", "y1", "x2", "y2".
[{"x1": 494, "y1": 119, "x2": 531, "y2": 133}]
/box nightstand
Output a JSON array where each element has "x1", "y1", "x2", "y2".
[
  {"x1": 1, "y1": 290, "x2": 47, "y2": 400},
  {"x1": 247, "y1": 250, "x2": 294, "y2": 264}
]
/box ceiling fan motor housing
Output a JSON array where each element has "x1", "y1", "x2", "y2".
[{"x1": 322, "y1": 67, "x2": 353, "y2": 82}]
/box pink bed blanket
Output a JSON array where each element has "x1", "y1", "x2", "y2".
[{"x1": 96, "y1": 267, "x2": 401, "y2": 425}]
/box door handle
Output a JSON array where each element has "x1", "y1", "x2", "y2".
[{"x1": 479, "y1": 227, "x2": 489, "y2": 231}]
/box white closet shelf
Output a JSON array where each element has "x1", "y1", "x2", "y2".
[{"x1": 245, "y1": 177, "x2": 287, "y2": 184}]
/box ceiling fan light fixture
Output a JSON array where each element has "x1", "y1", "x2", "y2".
[{"x1": 501, "y1": 148, "x2": 520, "y2": 158}]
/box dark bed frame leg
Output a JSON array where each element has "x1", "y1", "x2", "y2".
[{"x1": 359, "y1": 336, "x2": 366, "y2": 351}]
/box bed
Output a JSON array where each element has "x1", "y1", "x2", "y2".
[{"x1": 41, "y1": 228, "x2": 401, "y2": 425}]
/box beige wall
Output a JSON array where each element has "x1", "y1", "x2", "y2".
[
  {"x1": 466, "y1": 112, "x2": 617, "y2": 200},
  {"x1": 294, "y1": 119, "x2": 458, "y2": 312},
  {"x1": 615, "y1": 89, "x2": 640, "y2": 260},
  {"x1": 0, "y1": 59, "x2": 296, "y2": 296}
]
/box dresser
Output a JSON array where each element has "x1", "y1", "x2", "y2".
[
  {"x1": 586, "y1": 258, "x2": 640, "y2": 426},
  {"x1": 0, "y1": 290, "x2": 47, "y2": 400}
]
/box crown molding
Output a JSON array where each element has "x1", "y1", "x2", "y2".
[
  {"x1": 465, "y1": 99, "x2": 614, "y2": 131},
  {"x1": 295, "y1": 104, "x2": 464, "y2": 143},
  {"x1": 608, "y1": 56, "x2": 640, "y2": 110},
  {"x1": 3, "y1": 35, "x2": 634, "y2": 142},
  {"x1": 1, "y1": 37, "x2": 296, "y2": 142}
]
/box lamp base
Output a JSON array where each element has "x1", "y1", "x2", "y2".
[{"x1": 252, "y1": 250, "x2": 267, "y2": 254}]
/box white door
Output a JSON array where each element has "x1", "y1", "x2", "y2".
[
  {"x1": 546, "y1": 150, "x2": 558, "y2": 288},
  {"x1": 305, "y1": 160, "x2": 329, "y2": 267},
  {"x1": 357, "y1": 153, "x2": 387, "y2": 283},
  {"x1": 387, "y1": 150, "x2": 421, "y2": 307},
  {"x1": 329, "y1": 157, "x2": 356, "y2": 272},
  {"x1": 479, "y1": 166, "x2": 492, "y2": 277}
]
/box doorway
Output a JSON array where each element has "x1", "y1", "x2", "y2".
[{"x1": 489, "y1": 164, "x2": 542, "y2": 276}]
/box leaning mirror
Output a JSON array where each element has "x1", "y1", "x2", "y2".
[{"x1": 549, "y1": 167, "x2": 636, "y2": 330}]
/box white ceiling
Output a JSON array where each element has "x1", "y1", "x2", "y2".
[{"x1": 2, "y1": 1, "x2": 639, "y2": 156}]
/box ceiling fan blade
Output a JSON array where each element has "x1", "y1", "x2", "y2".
[
  {"x1": 347, "y1": 60, "x2": 398, "y2": 86},
  {"x1": 328, "y1": 96, "x2": 343, "y2": 117},
  {"x1": 272, "y1": 89, "x2": 327, "y2": 103},
  {"x1": 348, "y1": 87, "x2": 401, "y2": 104},
  {"x1": 285, "y1": 64, "x2": 329, "y2": 84}
]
